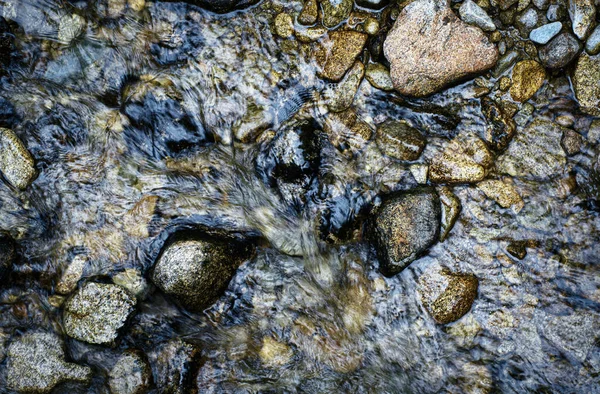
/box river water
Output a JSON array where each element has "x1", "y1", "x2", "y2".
[{"x1": 0, "y1": 0, "x2": 599, "y2": 392}]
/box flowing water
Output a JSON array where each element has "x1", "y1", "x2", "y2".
[{"x1": 0, "y1": 0, "x2": 599, "y2": 393}]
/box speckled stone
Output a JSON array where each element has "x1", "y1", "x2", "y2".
[
  {"x1": 63, "y1": 282, "x2": 136, "y2": 344},
  {"x1": 5, "y1": 332, "x2": 91, "y2": 393},
  {"x1": 497, "y1": 119, "x2": 567, "y2": 179},
  {"x1": 477, "y1": 179, "x2": 525, "y2": 212},
  {"x1": 429, "y1": 133, "x2": 493, "y2": 184},
  {"x1": 568, "y1": 0, "x2": 596, "y2": 40},
  {"x1": 585, "y1": 25, "x2": 600, "y2": 55},
  {"x1": 420, "y1": 268, "x2": 479, "y2": 324},
  {"x1": 274, "y1": 13, "x2": 293, "y2": 39},
  {"x1": 0, "y1": 127, "x2": 36, "y2": 190},
  {"x1": 383, "y1": 0, "x2": 498, "y2": 97},
  {"x1": 369, "y1": 187, "x2": 441, "y2": 276},
  {"x1": 325, "y1": 61, "x2": 365, "y2": 112},
  {"x1": 572, "y1": 53, "x2": 600, "y2": 115},
  {"x1": 365, "y1": 62, "x2": 394, "y2": 91},
  {"x1": 152, "y1": 238, "x2": 253, "y2": 312},
  {"x1": 459, "y1": 0, "x2": 496, "y2": 32},
  {"x1": 298, "y1": 0, "x2": 318, "y2": 25},
  {"x1": 109, "y1": 350, "x2": 152, "y2": 394},
  {"x1": 438, "y1": 186, "x2": 461, "y2": 242},
  {"x1": 510, "y1": 60, "x2": 546, "y2": 102},
  {"x1": 538, "y1": 32, "x2": 582, "y2": 69},
  {"x1": 321, "y1": 0, "x2": 353, "y2": 28},
  {"x1": 314, "y1": 31, "x2": 368, "y2": 82},
  {"x1": 376, "y1": 120, "x2": 426, "y2": 161},
  {"x1": 561, "y1": 129, "x2": 584, "y2": 155}
]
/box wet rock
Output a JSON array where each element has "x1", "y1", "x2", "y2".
[
  {"x1": 321, "y1": 0, "x2": 353, "y2": 28},
  {"x1": 572, "y1": 53, "x2": 600, "y2": 116},
  {"x1": 259, "y1": 337, "x2": 293, "y2": 367},
  {"x1": 529, "y1": 21, "x2": 562, "y2": 44},
  {"x1": 419, "y1": 268, "x2": 479, "y2": 324},
  {"x1": 325, "y1": 61, "x2": 365, "y2": 112},
  {"x1": 0, "y1": 233, "x2": 15, "y2": 278},
  {"x1": 356, "y1": 0, "x2": 390, "y2": 10},
  {"x1": 0, "y1": 17, "x2": 14, "y2": 65},
  {"x1": 510, "y1": 60, "x2": 546, "y2": 102},
  {"x1": 538, "y1": 32, "x2": 582, "y2": 69},
  {"x1": 256, "y1": 121, "x2": 321, "y2": 202},
  {"x1": 149, "y1": 339, "x2": 200, "y2": 394},
  {"x1": 438, "y1": 186, "x2": 461, "y2": 241},
  {"x1": 0, "y1": 127, "x2": 36, "y2": 190},
  {"x1": 568, "y1": 0, "x2": 596, "y2": 40},
  {"x1": 533, "y1": 0, "x2": 548, "y2": 9},
  {"x1": 57, "y1": 14, "x2": 86, "y2": 44},
  {"x1": 498, "y1": 0, "x2": 519, "y2": 10},
  {"x1": 429, "y1": 134, "x2": 493, "y2": 184},
  {"x1": 5, "y1": 332, "x2": 91, "y2": 393},
  {"x1": 542, "y1": 311, "x2": 600, "y2": 362},
  {"x1": 314, "y1": 31, "x2": 368, "y2": 82},
  {"x1": 383, "y1": 0, "x2": 498, "y2": 97},
  {"x1": 322, "y1": 108, "x2": 373, "y2": 156},
  {"x1": 369, "y1": 188, "x2": 441, "y2": 276},
  {"x1": 481, "y1": 97, "x2": 517, "y2": 151},
  {"x1": 561, "y1": 129, "x2": 584, "y2": 155},
  {"x1": 274, "y1": 13, "x2": 294, "y2": 39},
  {"x1": 365, "y1": 63, "x2": 394, "y2": 91},
  {"x1": 477, "y1": 179, "x2": 525, "y2": 212},
  {"x1": 497, "y1": 119, "x2": 567, "y2": 180},
  {"x1": 112, "y1": 269, "x2": 148, "y2": 298},
  {"x1": 547, "y1": 3, "x2": 567, "y2": 21},
  {"x1": 586, "y1": 25, "x2": 600, "y2": 55},
  {"x1": 507, "y1": 240, "x2": 528, "y2": 259},
  {"x1": 295, "y1": 26, "x2": 328, "y2": 43},
  {"x1": 161, "y1": 0, "x2": 259, "y2": 13},
  {"x1": 152, "y1": 236, "x2": 253, "y2": 312},
  {"x1": 515, "y1": 8, "x2": 539, "y2": 36},
  {"x1": 122, "y1": 78, "x2": 211, "y2": 159},
  {"x1": 364, "y1": 17, "x2": 380, "y2": 36},
  {"x1": 298, "y1": 0, "x2": 318, "y2": 25},
  {"x1": 122, "y1": 195, "x2": 159, "y2": 238},
  {"x1": 459, "y1": 0, "x2": 496, "y2": 32},
  {"x1": 109, "y1": 350, "x2": 152, "y2": 394},
  {"x1": 56, "y1": 255, "x2": 88, "y2": 295},
  {"x1": 376, "y1": 120, "x2": 426, "y2": 161},
  {"x1": 63, "y1": 282, "x2": 136, "y2": 344}
]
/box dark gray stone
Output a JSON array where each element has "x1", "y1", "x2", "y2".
[{"x1": 539, "y1": 32, "x2": 582, "y2": 68}]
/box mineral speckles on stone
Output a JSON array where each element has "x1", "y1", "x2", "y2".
[
  {"x1": 419, "y1": 267, "x2": 479, "y2": 324},
  {"x1": 459, "y1": 0, "x2": 496, "y2": 32},
  {"x1": 56, "y1": 254, "x2": 88, "y2": 295},
  {"x1": 572, "y1": 53, "x2": 600, "y2": 116},
  {"x1": 63, "y1": 282, "x2": 136, "y2": 344},
  {"x1": 321, "y1": 0, "x2": 353, "y2": 28},
  {"x1": 109, "y1": 350, "x2": 152, "y2": 394},
  {"x1": 375, "y1": 120, "x2": 426, "y2": 161},
  {"x1": 299, "y1": 0, "x2": 318, "y2": 25},
  {"x1": 314, "y1": 31, "x2": 367, "y2": 82},
  {"x1": 538, "y1": 32, "x2": 582, "y2": 69},
  {"x1": 529, "y1": 22, "x2": 562, "y2": 44},
  {"x1": 5, "y1": 332, "x2": 91, "y2": 393},
  {"x1": 480, "y1": 97, "x2": 517, "y2": 151},
  {"x1": 477, "y1": 179, "x2": 525, "y2": 212},
  {"x1": 369, "y1": 188, "x2": 441, "y2": 276},
  {"x1": 568, "y1": 0, "x2": 596, "y2": 40},
  {"x1": 324, "y1": 61, "x2": 365, "y2": 112},
  {"x1": 429, "y1": 134, "x2": 493, "y2": 184},
  {"x1": 0, "y1": 127, "x2": 36, "y2": 190},
  {"x1": 438, "y1": 186, "x2": 462, "y2": 241},
  {"x1": 510, "y1": 60, "x2": 546, "y2": 102},
  {"x1": 383, "y1": 0, "x2": 498, "y2": 97},
  {"x1": 151, "y1": 237, "x2": 252, "y2": 312},
  {"x1": 497, "y1": 119, "x2": 567, "y2": 180},
  {"x1": 586, "y1": 25, "x2": 600, "y2": 55},
  {"x1": 365, "y1": 62, "x2": 394, "y2": 91},
  {"x1": 274, "y1": 13, "x2": 294, "y2": 39}
]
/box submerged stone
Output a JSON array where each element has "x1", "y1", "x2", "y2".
[
  {"x1": 314, "y1": 31, "x2": 368, "y2": 82},
  {"x1": 497, "y1": 119, "x2": 567, "y2": 180},
  {"x1": 298, "y1": 0, "x2": 318, "y2": 25},
  {"x1": 365, "y1": 62, "x2": 394, "y2": 91},
  {"x1": 438, "y1": 186, "x2": 461, "y2": 242},
  {"x1": 152, "y1": 236, "x2": 253, "y2": 312},
  {"x1": 429, "y1": 134, "x2": 493, "y2": 184},
  {"x1": 0, "y1": 127, "x2": 36, "y2": 190},
  {"x1": 325, "y1": 61, "x2": 365, "y2": 112},
  {"x1": 572, "y1": 53, "x2": 600, "y2": 116},
  {"x1": 383, "y1": 0, "x2": 498, "y2": 97},
  {"x1": 420, "y1": 268, "x2": 479, "y2": 324},
  {"x1": 149, "y1": 339, "x2": 200, "y2": 394},
  {"x1": 369, "y1": 188, "x2": 441, "y2": 276},
  {"x1": 5, "y1": 332, "x2": 91, "y2": 393},
  {"x1": 477, "y1": 179, "x2": 525, "y2": 212},
  {"x1": 321, "y1": 0, "x2": 353, "y2": 28},
  {"x1": 481, "y1": 97, "x2": 516, "y2": 151},
  {"x1": 160, "y1": 0, "x2": 260, "y2": 13},
  {"x1": 376, "y1": 120, "x2": 426, "y2": 161},
  {"x1": 510, "y1": 60, "x2": 546, "y2": 102},
  {"x1": 0, "y1": 233, "x2": 15, "y2": 278},
  {"x1": 109, "y1": 350, "x2": 153, "y2": 394},
  {"x1": 63, "y1": 282, "x2": 136, "y2": 344}
]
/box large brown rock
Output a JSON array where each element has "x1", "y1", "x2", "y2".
[
  {"x1": 383, "y1": 0, "x2": 498, "y2": 97},
  {"x1": 314, "y1": 31, "x2": 368, "y2": 82}
]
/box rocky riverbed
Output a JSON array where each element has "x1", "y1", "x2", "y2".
[{"x1": 0, "y1": 0, "x2": 599, "y2": 392}]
